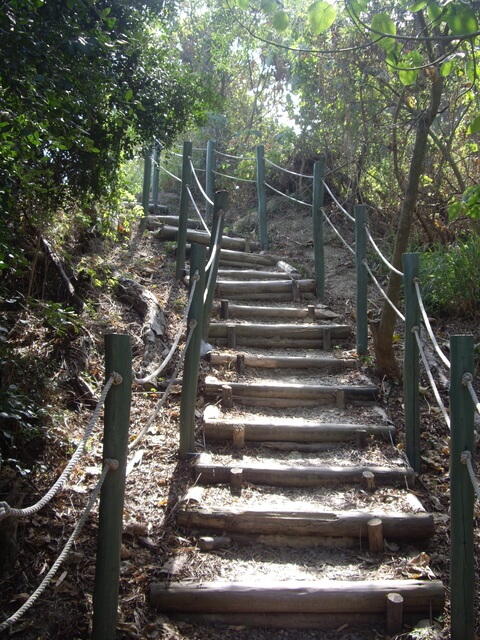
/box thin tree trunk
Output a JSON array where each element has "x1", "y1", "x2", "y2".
[{"x1": 372, "y1": 72, "x2": 444, "y2": 378}]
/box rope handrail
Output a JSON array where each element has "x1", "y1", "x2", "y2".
[
  {"x1": 462, "y1": 373, "x2": 480, "y2": 417},
  {"x1": 265, "y1": 181, "x2": 313, "y2": 208},
  {"x1": 323, "y1": 212, "x2": 355, "y2": 256},
  {"x1": 322, "y1": 180, "x2": 355, "y2": 223},
  {"x1": 414, "y1": 279, "x2": 451, "y2": 369},
  {"x1": 192, "y1": 147, "x2": 207, "y2": 152},
  {"x1": 213, "y1": 170, "x2": 256, "y2": 184},
  {"x1": 364, "y1": 225, "x2": 404, "y2": 277},
  {"x1": 169, "y1": 150, "x2": 183, "y2": 158},
  {"x1": 134, "y1": 275, "x2": 199, "y2": 385},
  {"x1": 215, "y1": 149, "x2": 254, "y2": 161},
  {"x1": 186, "y1": 185, "x2": 210, "y2": 233},
  {"x1": 413, "y1": 327, "x2": 451, "y2": 429},
  {"x1": 0, "y1": 459, "x2": 115, "y2": 633},
  {"x1": 363, "y1": 259, "x2": 406, "y2": 322},
  {"x1": 0, "y1": 373, "x2": 119, "y2": 522},
  {"x1": 128, "y1": 322, "x2": 196, "y2": 452},
  {"x1": 159, "y1": 164, "x2": 182, "y2": 183},
  {"x1": 461, "y1": 451, "x2": 480, "y2": 503},
  {"x1": 188, "y1": 158, "x2": 214, "y2": 206},
  {"x1": 205, "y1": 219, "x2": 223, "y2": 273},
  {"x1": 264, "y1": 157, "x2": 313, "y2": 180}
]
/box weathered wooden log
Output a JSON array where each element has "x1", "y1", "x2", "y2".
[
  {"x1": 277, "y1": 260, "x2": 299, "y2": 275},
  {"x1": 177, "y1": 506, "x2": 434, "y2": 539},
  {"x1": 368, "y1": 518, "x2": 384, "y2": 553},
  {"x1": 150, "y1": 579, "x2": 445, "y2": 615},
  {"x1": 221, "y1": 384, "x2": 233, "y2": 409},
  {"x1": 356, "y1": 429, "x2": 368, "y2": 449},
  {"x1": 198, "y1": 536, "x2": 231, "y2": 551},
  {"x1": 145, "y1": 214, "x2": 199, "y2": 230},
  {"x1": 386, "y1": 593, "x2": 404, "y2": 635},
  {"x1": 260, "y1": 442, "x2": 342, "y2": 452},
  {"x1": 362, "y1": 470, "x2": 376, "y2": 491},
  {"x1": 203, "y1": 418, "x2": 395, "y2": 443},
  {"x1": 218, "y1": 249, "x2": 278, "y2": 267},
  {"x1": 194, "y1": 457, "x2": 415, "y2": 488},
  {"x1": 232, "y1": 425, "x2": 245, "y2": 449},
  {"x1": 230, "y1": 468, "x2": 243, "y2": 495},
  {"x1": 204, "y1": 378, "x2": 378, "y2": 406},
  {"x1": 236, "y1": 353, "x2": 245, "y2": 374},
  {"x1": 216, "y1": 269, "x2": 302, "y2": 281},
  {"x1": 154, "y1": 225, "x2": 261, "y2": 251},
  {"x1": 215, "y1": 279, "x2": 315, "y2": 297},
  {"x1": 211, "y1": 302, "x2": 340, "y2": 320},
  {"x1": 208, "y1": 322, "x2": 350, "y2": 340},
  {"x1": 207, "y1": 352, "x2": 357, "y2": 372},
  {"x1": 209, "y1": 337, "x2": 346, "y2": 349}
]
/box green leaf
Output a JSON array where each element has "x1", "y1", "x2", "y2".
[
  {"x1": 440, "y1": 59, "x2": 455, "y2": 77},
  {"x1": 371, "y1": 13, "x2": 397, "y2": 51},
  {"x1": 408, "y1": 0, "x2": 427, "y2": 12},
  {"x1": 272, "y1": 10, "x2": 289, "y2": 32},
  {"x1": 308, "y1": 1, "x2": 336, "y2": 35},
  {"x1": 125, "y1": 89, "x2": 133, "y2": 101},
  {"x1": 467, "y1": 115, "x2": 480, "y2": 135},
  {"x1": 448, "y1": 200, "x2": 463, "y2": 220},
  {"x1": 260, "y1": 0, "x2": 277, "y2": 13},
  {"x1": 446, "y1": 3, "x2": 478, "y2": 36},
  {"x1": 427, "y1": 1, "x2": 445, "y2": 26},
  {"x1": 236, "y1": 0, "x2": 249, "y2": 9},
  {"x1": 399, "y1": 68, "x2": 419, "y2": 85}
]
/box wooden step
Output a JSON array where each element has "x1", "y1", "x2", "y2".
[
  {"x1": 204, "y1": 377, "x2": 378, "y2": 407},
  {"x1": 216, "y1": 269, "x2": 302, "y2": 280},
  {"x1": 203, "y1": 417, "x2": 395, "y2": 443},
  {"x1": 212, "y1": 301, "x2": 340, "y2": 321},
  {"x1": 218, "y1": 248, "x2": 279, "y2": 267},
  {"x1": 178, "y1": 505, "x2": 434, "y2": 541},
  {"x1": 154, "y1": 225, "x2": 261, "y2": 252},
  {"x1": 215, "y1": 279, "x2": 315, "y2": 300},
  {"x1": 207, "y1": 352, "x2": 356, "y2": 371},
  {"x1": 150, "y1": 580, "x2": 445, "y2": 627},
  {"x1": 194, "y1": 456, "x2": 415, "y2": 488}
]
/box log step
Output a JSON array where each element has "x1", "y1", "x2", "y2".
[
  {"x1": 212, "y1": 301, "x2": 340, "y2": 321},
  {"x1": 215, "y1": 279, "x2": 315, "y2": 299},
  {"x1": 150, "y1": 579, "x2": 445, "y2": 621},
  {"x1": 177, "y1": 506, "x2": 434, "y2": 540},
  {"x1": 154, "y1": 225, "x2": 261, "y2": 252},
  {"x1": 216, "y1": 269, "x2": 302, "y2": 280},
  {"x1": 207, "y1": 353, "x2": 356, "y2": 371},
  {"x1": 194, "y1": 457, "x2": 415, "y2": 488},
  {"x1": 203, "y1": 418, "x2": 395, "y2": 443},
  {"x1": 204, "y1": 378, "x2": 378, "y2": 407}
]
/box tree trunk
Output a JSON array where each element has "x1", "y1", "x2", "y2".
[{"x1": 372, "y1": 72, "x2": 444, "y2": 379}]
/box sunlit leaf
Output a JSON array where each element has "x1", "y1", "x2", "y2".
[
  {"x1": 371, "y1": 13, "x2": 396, "y2": 51},
  {"x1": 308, "y1": 1, "x2": 336, "y2": 35},
  {"x1": 465, "y1": 60, "x2": 477, "y2": 83},
  {"x1": 399, "y1": 69, "x2": 419, "y2": 85},
  {"x1": 427, "y1": 1, "x2": 445, "y2": 26},
  {"x1": 408, "y1": 0, "x2": 427, "y2": 11},
  {"x1": 446, "y1": 4, "x2": 478, "y2": 36},
  {"x1": 236, "y1": 0, "x2": 249, "y2": 9},
  {"x1": 272, "y1": 9, "x2": 289, "y2": 32},
  {"x1": 467, "y1": 115, "x2": 480, "y2": 135},
  {"x1": 440, "y1": 59, "x2": 455, "y2": 76}
]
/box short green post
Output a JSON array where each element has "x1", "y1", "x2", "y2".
[
  {"x1": 175, "y1": 140, "x2": 193, "y2": 280},
  {"x1": 203, "y1": 191, "x2": 229, "y2": 338},
  {"x1": 313, "y1": 158, "x2": 325, "y2": 301},
  {"x1": 142, "y1": 145, "x2": 152, "y2": 217},
  {"x1": 354, "y1": 204, "x2": 368, "y2": 356},
  {"x1": 205, "y1": 140, "x2": 215, "y2": 224},
  {"x1": 256, "y1": 144, "x2": 268, "y2": 250},
  {"x1": 403, "y1": 253, "x2": 420, "y2": 472},
  {"x1": 92, "y1": 334, "x2": 132, "y2": 640},
  {"x1": 179, "y1": 243, "x2": 206, "y2": 458},
  {"x1": 450, "y1": 334, "x2": 475, "y2": 640},
  {"x1": 152, "y1": 139, "x2": 161, "y2": 214}
]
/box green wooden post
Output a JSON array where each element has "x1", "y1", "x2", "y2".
[
  {"x1": 179, "y1": 243, "x2": 206, "y2": 458},
  {"x1": 203, "y1": 191, "x2": 228, "y2": 339},
  {"x1": 175, "y1": 141, "x2": 193, "y2": 280},
  {"x1": 313, "y1": 158, "x2": 325, "y2": 301},
  {"x1": 354, "y1": 204, "x2": 368, "y2": 356},
  {"x1": 256, "y1": 144, "x2": 268, "y2": 250},
  {"x1": 205, "y1": 140, "x2": 215, "y2": 224},
  {"x1": 92, "y1": 334, "x2": 132, "y2": 640},
  {"x1": 402, "y1": 253, "x2": 420, "y2": 472},
  {"x1": 152, "y1": 139, "x2": 161, "y2": 214},
  {"x1": 142, "y1": 145, "x2": 152, "y2": 217},
  {"x1": 450, "y1": 334, "x2": 475, "y2": 640}
]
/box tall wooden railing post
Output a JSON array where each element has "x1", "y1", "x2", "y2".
[
  {"x1": 450, "y1": 334, "x2": 475, "y2": 640},
  {"x1": 142, "y1": 144, "x2": 153, "y2": 217},
  {"x1": 175, "y1": 141, "x2": 193, "y2": 280},
  {"x1": 402, "y1": 253, "x2": 420, "y2": 472},
  {"x1": 203, "y1": 191, "x2": 229, "y2": 339},
  {"x1": 354, "y1": 204, "x2": 367, "y2": 356},
  {"x1": 179, "y1": 243, "x2": 206, "y2": 458},
  {"x1": 92, "y1": 334, "x2": 132, "y2": 640},
  {"x1": 205, "y1": 140, "x2": 215, "y2": 224},
  {"x1": 256, "y1": 144, "x2": 268, "y2": 250},
  {"x1": 313, "y1": 158, "x2": 325, "y2": 301},
  {"x1": 152, "y1": 139, "x2": 161, "y2": 214}
]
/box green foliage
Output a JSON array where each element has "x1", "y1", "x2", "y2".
[
  {"x1": 307, "y1": 1, "x2": 336, "y2": 35},
  {"x1": 419, "y1": 238, "x2": 480, "y2": 318},
  {"x1": 29, "y1": 301, "x2": 83, "y2": 337}
]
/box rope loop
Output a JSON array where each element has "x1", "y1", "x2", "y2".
[
  {"x1": 189, "y1": 319, "x2": 198, "y2": 330},
  {"x1": 112, "y1": 372, "x2": 123, "y2": 385},
  {"x1": 104, "y1": 458, "x2": 119, "y2": 470},
  {"x1": 462, "y1": 372, "x2": 474, "y2": 386},
  {"x1": 461, "y1": 450, "x2": 471, "y2": 464}
]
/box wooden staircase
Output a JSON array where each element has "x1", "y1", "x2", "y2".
[{"x1": 150, "y1": 230, "x2": 445, "y2": 636}]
